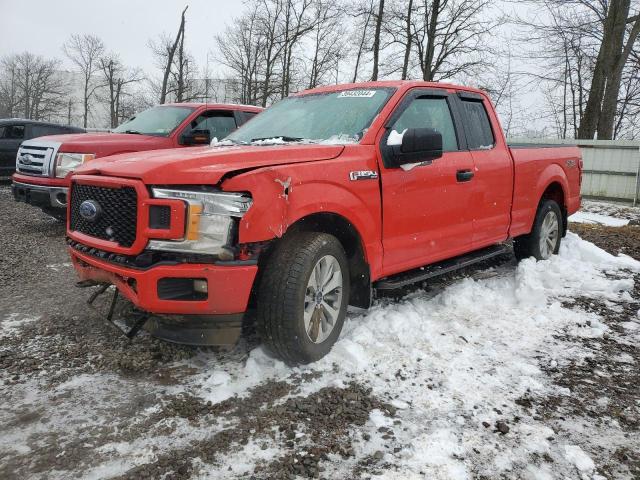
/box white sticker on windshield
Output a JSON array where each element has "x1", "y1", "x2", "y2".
[{"x1": 337, "y1": 90, "x2": 376, "y2": 98}]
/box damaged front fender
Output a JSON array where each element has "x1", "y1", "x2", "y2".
[{"x1": 222, "y1": 167, "x2": 293, "y2": 242}]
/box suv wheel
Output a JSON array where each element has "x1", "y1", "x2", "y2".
[
  {"x1": 257, "y1": 231, "x2": 350, "y2": 364},
  {"x1": 514, "y1": 199, "x2": 562, "y2": 261}
]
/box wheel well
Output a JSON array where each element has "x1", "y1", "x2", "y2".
[
  {"x1": 541, "y1": 182, "x2": 568, "y2": 236},
  {"x1": 284, "y1": 213, "x2": 372, "y2": 309}
]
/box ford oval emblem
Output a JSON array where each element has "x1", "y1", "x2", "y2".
[{"x1": 79, "y1": 200, "x2": 101, "y2": 222}]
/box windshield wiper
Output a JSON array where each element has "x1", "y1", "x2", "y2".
[
  {"x1": 250, "y1": 136, "x2": 304, "y2": 143},
  {"x1": 123, "y1": 130, "x2": 142, "y2": 135}
]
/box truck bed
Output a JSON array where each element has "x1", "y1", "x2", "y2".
[{"x1": 507, "y1": 144, "x2": 582, "y2": 238}]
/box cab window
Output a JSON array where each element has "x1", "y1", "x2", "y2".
[
  {"x1": 2, "y1": 125, "x2": 25, "y2": 140},
  {"x1": 461, "y1": 99, "x2": 494, "y2": 149},
  {"x1": 389, "y1": 97, "x2": 458, "y2": 152},
  {"x1": 184, "y1": 111, "x2": 237, "y2": 140}
]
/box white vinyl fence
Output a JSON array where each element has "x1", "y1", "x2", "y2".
[{"x1": 509, "y1": 139, "x2": 640, "y2": 205}]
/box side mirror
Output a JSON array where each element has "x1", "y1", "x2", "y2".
[
  {"x1": 388, "y1": 128, "x2": 443, "y2": 168},
  {"x1": 180, "y1": 129, "x2": 211, "y2": 146}
]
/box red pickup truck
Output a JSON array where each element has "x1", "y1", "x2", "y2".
[
  {"x1": 12, "y1": 103, "x2": 262, "y2": 219},
  {"x1": 67, "y1": 81, "x2": 581, "y2": 364}
]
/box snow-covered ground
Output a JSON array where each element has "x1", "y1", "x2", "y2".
[
  {"x1": 569, "y1": 200, "x2": 640, "y2": 226},
  {"x1": 1, "y1": 187, "x2": 639, "y2": 479},
  {"x1": 2, "y1": 233, "x2": 639, "y2": 479}
]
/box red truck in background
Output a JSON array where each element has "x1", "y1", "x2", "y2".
[
  {"x1": 12, "y1": 103, "x2": 262, "y2": 219},
  {"x1": 66, "y1": 81, "x2": 582, "y2": 364}
]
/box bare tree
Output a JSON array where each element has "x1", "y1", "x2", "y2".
[
  {"x1": 0, "y1": 52, "x2": 68, "y2": 121},
  {"x1": 411, "y1": 0, "x2": 493, "y2": 81},
  {"x1": 350, "y1": 1, "x2": 375, "y2": 82},
  {"x1": 307, "y1": 0, "x2": 346, "y2": 88},
  {"x1": 591, "y1": 1, "x2": 640, "y2": 139},
  {"x1": 517, "y1": 0, "x2": 640, "y2": 139},
  {"x1": 63, "y1": 34, "x2": 105, "y2": 127},
  {"x1": 371, "y1": 0, "x2": 385, "y2": 80},
  {"x1": 150, "y1": 6, "x2": 188, "y2": 104},
  {"x1": 279, "y1": 0, "x2": 316, "y2": 97},
  {"x1": 215, "y1": 10, "x2": 264, "y2": 104},
  {"x1": 98, "y1": 54, "x2": 143, "y2": 128}
]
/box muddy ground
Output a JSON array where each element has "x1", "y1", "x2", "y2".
[{"x1": 0, "y1": 185, "x2": 638, "y2": 480}]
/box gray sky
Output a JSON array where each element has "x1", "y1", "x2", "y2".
[{"x1": 0, "y1": 0, "x2": 245, "y2": 73}]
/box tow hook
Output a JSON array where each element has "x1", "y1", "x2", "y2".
[{"x1": 78, "y1": 282, "x2": 149, "y2": 339}]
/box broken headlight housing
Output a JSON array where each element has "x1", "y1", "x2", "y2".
[
  {"x1": 55, "y1": 153, "x2": 96, "y2": 178},
  {"x1": 148, "y1": 188, "x2": 252, "y2": 258}
]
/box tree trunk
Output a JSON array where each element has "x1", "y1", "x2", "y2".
[
  {"x1": 423, "y1": 0, "x2": 440, "y2": 81},
  {"x1": 160, "y1": 6, "x2": 187, "y2": 104},
  {"x1": 597, "y1": 8, "x2": 640, "y2": 139},
  {"x1": 371, "y1": 0, "x2": 384, "y2": 81},
  {"x1": 577, "y1": 0, "x2": 624, "y2": 139},
  {"x1": 401, "y1": 0, "x2": 413, "y2": 80}
]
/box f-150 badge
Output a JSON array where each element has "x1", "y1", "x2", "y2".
[{"x1": 349, "y1": 170, "x2": 378, "y2": 181}]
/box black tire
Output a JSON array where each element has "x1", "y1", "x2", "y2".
[
  {"x1": 514, "y1": 199, "x2": 562, "y2": 261},
  {"x1": 256, "y1": 231, "x2": 350, "y2": 364}
]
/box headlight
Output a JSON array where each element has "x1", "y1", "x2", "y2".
[
  {"x1": 148, "y1": 188, "x2": 252, "y2": 258},
  {"x1": 55, "y1": 153, "x2": 95, "y2": 178}
]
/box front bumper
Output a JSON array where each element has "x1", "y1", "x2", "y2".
[
  {"x1": 12, "y1": 180, "x2": 68, "y2": 210},
  {"x1": 70, "y1": 247, "x2": 258, "y2": 316}
]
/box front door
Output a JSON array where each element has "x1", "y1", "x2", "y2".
[
  {"x1": 0, "y1": 124, "x2": 25, "y2": 173},
  {"x1": 378, "y1": 90, "x2": 476, "y2": 276}
]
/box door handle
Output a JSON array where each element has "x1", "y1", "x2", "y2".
[{"x1": 456, "y1": 169, "x2": 474, "y2": 182}]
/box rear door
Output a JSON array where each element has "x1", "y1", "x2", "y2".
[
  {"x1": 378, "y1": 89, "x2": 476, "y2": 275},
  {"x1": 456, "y1": 93, "x2": 513, "y2": 248},
  {"x1": 0, "y1": 124, "x2": 25, "y2": 173}
]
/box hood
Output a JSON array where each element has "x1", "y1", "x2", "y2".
[
  {"x1": 36, "y1": 132, "x2": 172, "y2": 158},
  {"x1": 75, "y1": 143, "x2": 345, "y2": 185}
]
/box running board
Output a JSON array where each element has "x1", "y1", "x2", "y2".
[{"x1": 374, "y1": 244, "x2": 511, "y2": 290}]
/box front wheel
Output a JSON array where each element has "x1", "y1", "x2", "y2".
[
  {"x1": 256, "y1": 231, "x2": 350, "y2": 364},
  {"x1": 514, "y1": 199, "x2": 562, "y2": 261}
]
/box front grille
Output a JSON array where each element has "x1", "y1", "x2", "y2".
[
  {"x1": 70, "y1": 183, "x2": 138, "y2": 247},
  {"x1": 16, "y1": 142, "x2": 58, "y2": 176}
]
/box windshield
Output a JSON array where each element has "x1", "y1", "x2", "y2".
[
  {"x1": 113, "y1": 106, "x2": 195, "y2": 136},
  {"x1": 225, "y1": 88, "x2": 395, "y2": 145}
]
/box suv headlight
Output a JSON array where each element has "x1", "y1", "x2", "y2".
[
  {"x1": 148, "y1": 188, "x2": 252, "y2": 258},
  {"x1": 55, "y1": 153, "x2": 95, "y2": 178}
]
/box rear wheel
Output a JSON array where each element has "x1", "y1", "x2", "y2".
[
  {"x1": 257, "y1": 232, "x2": 350, "y2": 364},
  {"x1": 514, "y1": 199, "x2": 562, "y2": 261}
]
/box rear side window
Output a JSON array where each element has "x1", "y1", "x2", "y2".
[
  {"x1": 461, "y1": 100, "x2": 494, "y2": 149},
  {"x1": 390, "y1": 97, "x2": 459, "y2": 152},
  {"x1": 186, "y1": 111, "x2": 237, "y2": 140}
]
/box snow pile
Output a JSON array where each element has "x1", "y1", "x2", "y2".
[{"x1": 190, "y1": 233, "x2": 638, "y2": 477}]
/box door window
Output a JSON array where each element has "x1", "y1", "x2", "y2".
[
  {"x1": 389, "y1": 97, "x2": 458, "y2": 152},
  {"x1": 2, "y1": 125, "x2": 25, "y2": 140},
  {"x1": 185, "y1": 111, "x2": 237, "y2": 140},
  {"x1": 460, "y1": 100, "x2": 494, "y2": 149}
]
